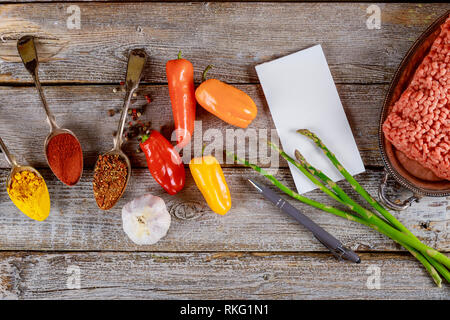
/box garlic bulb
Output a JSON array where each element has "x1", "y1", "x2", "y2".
[{"x1": 122, "y1": 194, "x2": 171, "y2": 245}]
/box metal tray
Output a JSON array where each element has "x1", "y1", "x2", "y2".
[{"x1": 378, "y1": 11, "x2": 450, "y2": 210}]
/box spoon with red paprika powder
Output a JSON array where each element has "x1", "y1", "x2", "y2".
[
  {"x1": 17, "y1": 36, "x2": 83, "y2": 186},
  {"x1": 93, "y1": 48, "x2": 147, "y2": 210}
]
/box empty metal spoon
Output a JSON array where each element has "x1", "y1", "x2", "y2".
[
  {"x1": 17, "y1": 35, "x2": 83, "y2": 186},
  {"x1": 93, "y1": 48, "x2": 147, "y2": 210},
  {"x1": 0, "y1": 136, "x2": 50, "y2": 221}
]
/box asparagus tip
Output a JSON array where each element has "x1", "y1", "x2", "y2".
[
  {"x1": 297, "y1": 129, "x2": 324, "y2": 147},
  {"x1": 297, "y1": 129, "x2": 318, "y2": 139},
  {"x1": 296, "y1": 129, "x2": 311, "y2": 135},
  {"x1": 294, "y1": 149, "x2": 306, "y2": 163}
]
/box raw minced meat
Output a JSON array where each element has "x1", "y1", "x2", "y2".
[{"x1": 383, "y1": 17, "x2": 450, "y2": 180}]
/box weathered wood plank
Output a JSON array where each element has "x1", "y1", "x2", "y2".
[
  {"x1": 0, "y1": 0, "x2": 378, "y2": 3},
  {"x1": 0, "y1": 84, "x2": 385, "y2": 169},
  {"x1": 0, "y1": 251, "x2": 448, "y2": 299},
  {"x1": 0, "y1": 167, "x2": 447, "y2": 252},
  {"x1": 0, "y1": 3, "x2": 448, "y2": 84}
]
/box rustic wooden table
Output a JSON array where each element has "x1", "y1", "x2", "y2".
[{"x1": 0, "y1": 1, "x2": 449, "y2": 299}]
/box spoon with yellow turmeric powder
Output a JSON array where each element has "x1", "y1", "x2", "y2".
[{"x1": 0, "y1": 137, "x2": 50, "y2": 221}]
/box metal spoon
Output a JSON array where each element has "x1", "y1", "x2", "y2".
[
  {"x1": 0, "y1": 136, "x2": 45, "y2": 190},
  {"x1": 17, "y1": 35, "x2": 83, "y2": 186},
  {"x1": 94, "y1": 48, "x2": 147, "y2": 210},
  {"x1": 0, "y1": 138, "x2": 50, "y2": 221}
]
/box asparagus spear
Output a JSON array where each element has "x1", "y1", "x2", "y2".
[
  {"x1": 268, "y1": 142, "x2": 342, "y2": 204},
  {"x1": 295, "y1": 149, "x2": 449, "y2": 283},
  {"x1": 294, "y1": 149, "x2": 450, "y2": 283},
  {"x1": 297, "y1": 129, "x2": 416, "y2": 233},
  {"x1": 228, "y1": 152, "x2": 443, "y2": 286},
  {"x1": 296, "y1": 130, "x2": 450, "y2": 273},
  {"x1": 268, "y1": 143, "x2": 445, "y2": 285},
  {"x1": 287, "y1": 146, "x2": 446, "y2": 284},
  {"x1": 297, "y1": 129, "x2": 450, "y2": 272},
  {"x1": 227, "y1": 151, "x2": 440, "y2": 261},
  {"x1": 228, "y1": 151, "x2": 374, "y2": 225}
]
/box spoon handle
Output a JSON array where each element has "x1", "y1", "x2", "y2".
[
  {"x1": 0, "y1": 137, "x2": 18, "y2": 167},
  {"x1": 113, "y1": 49, "x2": 147, "y2": 150},
  {"x1": 17, "y1": 36, "x2": 58, "y2": 131}
]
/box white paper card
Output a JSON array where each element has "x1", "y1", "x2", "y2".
[{"x1": 255, "y1": 45, "x2": 365, "y2": 193}]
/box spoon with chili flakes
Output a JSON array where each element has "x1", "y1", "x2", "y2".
[
  {"x1": 92, "y1": 49, "x2": 147, "y2": 210},
  {"x1": 17, "y1": 36, "x2": 84, "y2": 187}
]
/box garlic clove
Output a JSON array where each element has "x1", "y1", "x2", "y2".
[{"x1": 122, "y1": 193, "x2": 171, "y2": 245}]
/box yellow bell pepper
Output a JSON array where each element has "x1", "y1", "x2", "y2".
[{"x1": 189, "y1": 155, "x2": 231, "y2": 215}]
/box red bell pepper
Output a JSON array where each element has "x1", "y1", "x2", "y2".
[
  {"x1": 166, "y1": 51, "x2": 196, "y2": 148},
  {"x1": 140, "y1": 130, "x2": 185, "y2": 195}
]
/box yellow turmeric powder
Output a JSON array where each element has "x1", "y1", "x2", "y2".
[{"x1": 7, "y1": 170, "x2": 50, "y2": 221}]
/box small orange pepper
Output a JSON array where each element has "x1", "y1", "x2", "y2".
[
  {"x1": 166, "y1": 51, "x2": 196, "y2": 148},
  {"x1": 195, "y1": 67, "x2": 257, "y2": 128},
  {"x1": 189, "y1": 155, "x2": 231, "y2": 215}
]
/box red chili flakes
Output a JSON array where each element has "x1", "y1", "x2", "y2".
[{"x1": 93, "y1": 154, "x2": 128, "y2": 210}]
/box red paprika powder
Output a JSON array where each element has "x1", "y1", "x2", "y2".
[{"x1": 46, "y1": 133, "x2": 83, "y2": 186}]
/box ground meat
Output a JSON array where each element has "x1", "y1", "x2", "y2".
[{"x1": 383, "y1": 17, "x2": 450, "y2": 180}]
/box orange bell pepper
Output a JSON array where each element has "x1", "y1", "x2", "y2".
[
  {"x1": 195, "y1": 69, "x2": 257, "y2": 128},
  {"x1": 189, "y1": 155, "x2": 231, "y2": 215}
]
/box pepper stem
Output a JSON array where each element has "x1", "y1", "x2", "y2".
[
  {"x1": 140, "y1": 134, "x2": 150, "y2": 143},
  {"x1": 202, "y1": 65, "x2": 213, "y2": 82},
  {"x1": 201, "y1": 144, "x2": 206, "y2": 156},
  {"x1": 177, "y1": 50, "x2": 182, "y2": 59}
]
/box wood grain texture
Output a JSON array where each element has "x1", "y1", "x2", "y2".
[
  {"x1": 0, "y1": 84, "x2": 384, "y2": 169},
  {"x1": 0, "y1": 251, "x2": 448, "y2": 299},
  {"x1": 0, "y1": 1, "x2": 449, "y2": 299},
  {"x1": 0, "y1": 0, "x2": 379, "y2": 2},
  {"x1": 0, "y1": 3, "x2": 448, "y2": 84},
  {"x1": 0, "y1": 167, "x2": 448, "y2": 252}
]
